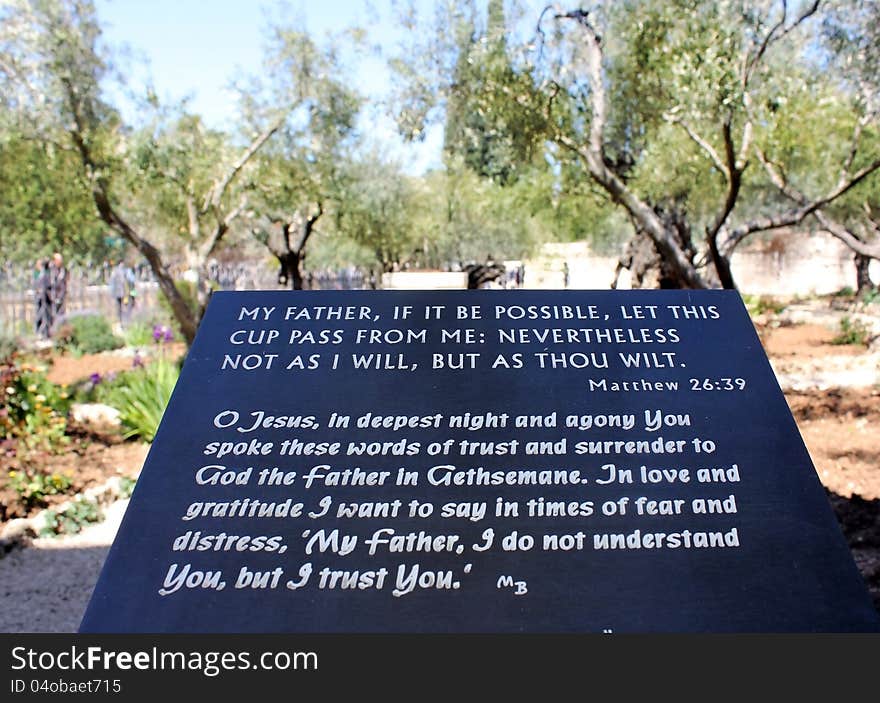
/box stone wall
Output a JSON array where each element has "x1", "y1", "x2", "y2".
[{"x1": 524, "y1": 231, "x2": 879, "y2": 296}]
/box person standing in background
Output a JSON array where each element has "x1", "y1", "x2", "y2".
[
  {"x1": 108, "y1": 259, "x2": 129, "y2": 326},
  {"x1": 124, "y1": 261, "x2": 137, "y2": 319},
  {"x1": 48, "y1": 252, "x2": 68, "y2": 325},
  {"x1": 33, "y1": 258, "x2": 52, "y2": 338}
]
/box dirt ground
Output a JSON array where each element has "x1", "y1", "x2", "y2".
[
  {"x1": 755, "y1": 319, "x2": 880, "y2": 611},
  {"x1": 0, "y1": 429, "x2": 148, "y2": 523},
  {"x1": 1, "y1": 308, "x2": 878, "y2": 629},
  {"x1": 762, "y1": 323, "x2": 880, "y2": 500},
  {"x1": 44, "y1": 342, "x2": 186, "y2": 386},
  {"x1": 0, "y1": 344, "x2": 180, "y2": 522}
]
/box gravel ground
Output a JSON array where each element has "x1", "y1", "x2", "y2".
[{"x1": 0, "y1": 500, "x2": 128, "y2": 632}]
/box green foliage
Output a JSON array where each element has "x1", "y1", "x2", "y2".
[
  {"x1": 157, "y1": 280, "x2": 200, "y2": 339},
  {"x1": 0, "y1": 135, "x2": 109, "y2": 265},
  {"x1": 118, "y1": 476, "x2": 137, "y2": 499},
  {"x1": 411, "y1": 166, "x2": 551, "y2": 265},
  {"x1": 333, "y1": 155, "x2": 421, "y2": 271},
  {"x1": 860, "y1": 288, "x2": 880, "y2": 305},
  {"x1": 7, "y1": 468, "x2": 73, "y2": 509},
  {"x1": 54, "y1": 314, "x2": 123, "y2": 355},
  {"x1": 39, "y1": 497, "x2": 103, "y2": 537},
  {"x1": 742, "y1": 295, "x2": 787, "y2": 316},
  {"x1": 68, "y1": 365, "x2": 124, "y2": 404},
  {"x1": 0, "y1": 330, "x2": 18, "y2": 363},
  {"x1": 126, "y1": 115, "x2": 235, "y2": 237},
  {"x1": 122, "y1": 321, "x2": 157, "y2": 348},
  {"x1": 0, "y1": 356, "x2": 70, "y2": 452},
  {"x1": 441, "y1": 0, "x2": 545, "y2": 184},
  {"x1": 831, "y1": 316, "x2": 873, "y2": 346},
  {"x1": 102, "y1": 359, "x2": 179, "y2": 441}
]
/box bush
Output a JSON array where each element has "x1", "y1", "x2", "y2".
[
  {"x1": 40, "y1": 497, "x2": 103, "y2": 537},
  {"x1": 122, "y1": 321, "x2": 156, "y2": 348},
  {"x1": 7, "y1": 467, "x2": 73, "y2": 508},
  {"x1": 0, "y1": 355, "x2": 70, "y2": 452},
  {"x1": 742, "y1": 295, "x2": 786, "y2": 316},
  {"x1": 0, "y1": 330, "x2": 18, "y2": 363},
  {"x1": 119, "y1": 476, "x2": 137, "y2": 498},
  {"x1": 831, "y1": 316, "x2": 873, "y2": 346},
  {"x1": 860, "y1": 288, "x2": 880, "y2": 305},
  {"x1": 55, "y1": 314, "x2": 123, "y2": 355},
  {"x1": 102, "y1": 359, "x2": 179, "y2": 441}
]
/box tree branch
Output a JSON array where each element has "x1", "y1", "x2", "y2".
[
  {"x1": 556, "y1": 9, "x2": 606, "y2": 155},
  {"x1": 744, "y1": 1, "x2": 821, "y2": 89},
  {"x1": 813, "y1": 210, "x2": 880, "y2": 259},
  {"x1": 666, "y1": 114, "x2": 729, "y2": 177},
  {"x1": 743, "y1": 0, "x2": 788, "y2": 88},
  {"x1": 723, "y1": 146, "x2": 880, "y2": 254},
  {"x1": 552, "y1": 9, "x2": 706, "y2": 288},
  {"x1": 251, "y1": 226, "x2": 282, "y2": 258},
  {"x1": 295, "y1": 201, "x2": 323, "y2": 252},
  {"x1": 197, "y1": 195, "x2": 248, "y2": 263},
  {"x1": 839, "y1": 112, "x2": 874, "y2": 184},
  {"x1": 201, "y1": 114, "x2": 286, "y2": 214},
  {"x1": 707, "y1": 121, "x2": 743, "y2": 241},
  {"x1": 185, "y1": 194, "x2": 199, "y2": 240}
]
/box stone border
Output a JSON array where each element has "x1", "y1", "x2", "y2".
[{"x1": 0, "y1": 475, "x2": 134, "y2": 556}]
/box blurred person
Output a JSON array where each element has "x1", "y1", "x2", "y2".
[
  {"x1": 48, "y1": 252, "x2": 68, "y2": 324},
  {"x1": 108, "y1": 259, "x2": 130, "y2": 326},
  {"x1": 33, "y1": 258, "x2": 52, "y2": 338},
  {"x1": 124, "y1": 262, "x2": 137, "y2": 319}
]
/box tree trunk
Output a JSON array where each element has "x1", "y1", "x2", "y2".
[
  {"x1": 91, "y1": 187, "x2": 200, "y2": 344},
  {"x1": 855, "y1": 253, "x2": 876, "y2": 297},
  {"x1": 277, "y1": 251, "x2": 305, "y2": 290},
  {"x1": 707, "y1": 234, "x2": 736, "y2": 290},
  {"x1": 463, "y1": 262, "x2": 505, "y2": 289},
  {"x1": 617, "y1": 200, "x2": 703, "y2": 289}
]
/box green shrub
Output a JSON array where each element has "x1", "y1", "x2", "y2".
[
  {"x1": 122, "y1": 321, "x2": 156, "y2": 348},
  {"x1": 119, "y1": 476, "x2": 137, "y2": 498},
  {"x1": 102, "y1": 359, "x2": 179, "y2": 441},
  {"x1": 55, "y1": 314, "x2": 123, "y2": 355},
  {"x1": 0, "y1": 356, "x2": 70, "y2": 452},
  {"x1": 0, "y1": 330, "x2": 18, "y2": 363},
  {"x1": 40, "y1": 497, "x2": 103, "y2": 537},
  {"x1": 742, "y1": 295, "x2": 786, "y2": 316},
  {"x1": 7, "y1": 468, "x2": 73, "y2": 508},
  {"x1": 860, "y1": 288, "x2": 880, "y2": 305},
  {"x1": 831, "y1": 316, "x2": 873, "y2": 346}
]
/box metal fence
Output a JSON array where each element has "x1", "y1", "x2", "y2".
[{"x1": 0, "y1": 262, "x2": 373, "y2": 337}]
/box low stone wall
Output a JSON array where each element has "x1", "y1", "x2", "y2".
[
  {"x1": 730, "y1": 231, "x2": 878, "y2": 296},
  {"x1": 524, "y1": 232, "x2": 879, "y2": 295},
  {"x1": 382, "y1": 271, "x2": 469, "y2": 289}
]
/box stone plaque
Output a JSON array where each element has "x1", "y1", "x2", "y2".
[{"x1": 79, "y1": 290, "x2": 880, "y2": 632}]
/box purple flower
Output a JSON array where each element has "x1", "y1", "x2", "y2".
[
  {"x1": 89, "y1": 372, "x2": 102, "y2": 385},
  {"x1": 132, "y1": 354, "x2": 144, "y2": 369},
  {"x1": 153, "y1": 324, "x2": 174, "y2": 344}
]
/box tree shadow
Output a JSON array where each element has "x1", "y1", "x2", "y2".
[
  {"x1": 0, "y1": 543, "x2": 109, "y2": 633},
  {"x1": 826, "y1": 489, "x2": 880, "y2": 614}
]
